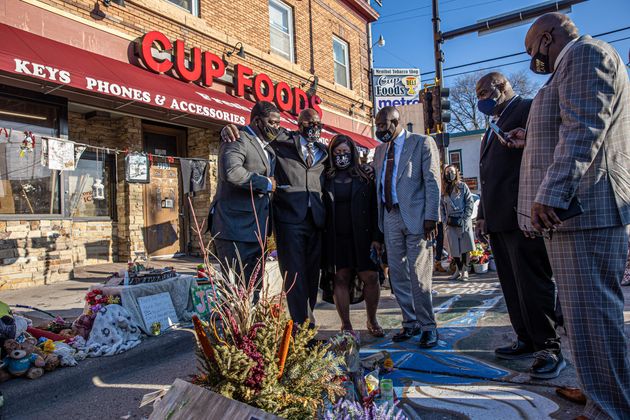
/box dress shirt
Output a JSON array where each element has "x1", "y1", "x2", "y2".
[
  {"x1": 380, "y1": 129, "x2": 406, "y2": 205},
  {"x1": 245, "y1": 126, "x2": 273, "y2": 192},
  {"x1": 300, "y1": 137, "x2": 324, "y2": 165}
]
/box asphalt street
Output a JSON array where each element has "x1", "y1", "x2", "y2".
[{"x1": 1, "y1": 260, "x2": 628, "y2": 419}]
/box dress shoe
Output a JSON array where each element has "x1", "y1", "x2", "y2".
[
  {"x1": 494, "y1": 340, "x2": 534, "y2": 360},
  {"x1": 418, "y1": 329, "x2": 439, "y2": 348},
  {"x1": 392, "y1": 327, "x2": 421, "y2": 342},
  {"x1": 530, "y1": 350, "x2": 566, "y2": 379},
  {"x1": 555, "y1": 387, "x2": 587, "y2": 405}
]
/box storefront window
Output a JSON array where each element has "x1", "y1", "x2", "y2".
[
  {"x1": 0, "y1": 97, "x2": 61, "y2": 215},
  {"x1": 64, "y1": 151, "x2": 115, "y2": 218}
]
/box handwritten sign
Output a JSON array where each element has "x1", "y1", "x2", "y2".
[
  {"x1": 137, "y1": 292, "x2": 179, "y2": 331},
  {"x1": 190, "y1": 285, "x2": 220, "y2": 321}
]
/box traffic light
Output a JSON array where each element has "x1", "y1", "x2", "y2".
[
  {"x1": 422, "y1": 88, "x2": 435, "y2": 134},
  {"x1": 432, "y1": 86, "x2": 451, "y2": 130}
]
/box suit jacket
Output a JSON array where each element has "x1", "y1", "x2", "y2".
[
  {"x1": 210, "y1": 126, "x2": 275, "y2": 242},
  {"x1": 478, "y1": 96, "x2": 532, "y2": 233},
  {"x1": 270, "y1": 129, "x2": 328, "y2": 228},
  {"x1": 322, "y1": 176, "x2": 383, "y2": 273},
  {"x1": 374, "y1": 131, "x2": 441, "y2": 235},
  {"x1": 518, "y1": 36, "x2": 630, "y2": 231}
]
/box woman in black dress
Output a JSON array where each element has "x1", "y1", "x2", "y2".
[{"x1": 321, "y1": 135, "x2": 384, "y2": 337}]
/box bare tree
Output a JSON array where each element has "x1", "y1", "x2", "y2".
[{"x1": 448, "y1": 69, "x2": 540, "y2": 133}]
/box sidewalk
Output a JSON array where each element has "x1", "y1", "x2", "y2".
[{"x1": 2, "y1": 258, "x2": 630, "y2": 419}]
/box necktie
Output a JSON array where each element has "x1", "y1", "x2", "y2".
[
  {"x1": 384, "y1": 142, "x2": 395, "y2": 212},
  {"x1": 306, "y1": 143, "x2": 314, "y2": 168}
]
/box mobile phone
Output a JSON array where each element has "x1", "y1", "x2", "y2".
[
  {"x1": 489, "y1": 121, "x2": 510, "y2": 145},
  {"x1": 554, "y1": 196, "x2": 584, "y2": 221},
  {"x1": 370, "y1": 247, "x2": 379, "y2": 265}
]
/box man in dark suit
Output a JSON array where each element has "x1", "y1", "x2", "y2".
[
  {"x1": 474, "y1": 72, "x2": 563, "y2": 379},
  {"x1": 210, "y1": 101, "x2": 277, "y2": 296},
  {"x1": 221, "y1": 109, "x2": 328, "y2": 326}
]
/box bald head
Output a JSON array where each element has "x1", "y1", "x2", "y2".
[
  {"x1": 375, "y1": 106, "x2": 402, "y2": 141},
  {"x1": 525, "y1": 13, "x2": 579, "y2": 73},
  {"x1": 376, "y1": 106, "x2": 400, "y2": 122},
  {"x1": 298, "y1": 108, "x2": 320, "y2": 124},
  {"x1": 475, "y1": 72, "x2": 516, "y2": 116}
]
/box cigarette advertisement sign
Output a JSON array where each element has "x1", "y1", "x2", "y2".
[{"x1": 372, "y1": 68, "x2": 420, "y2": 114}]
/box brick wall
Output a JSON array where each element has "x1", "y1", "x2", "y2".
[
  {"x1": 186, "y1": 125, "x2": 221, "y2": 255},
  {"x1": 25, "y1": 0, "x2": 374, "y2": 122}
]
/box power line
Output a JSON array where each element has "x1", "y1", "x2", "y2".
[
  {"x1": 419, "y1": 33, "x2": 630, "y2": 83},
  {"x1": 377, "y1": 0, "x2": 459, "y2": 20},
  {"x1": 378, "y1": 48, "x2": 418, "y2": 68},
  {"x1": 373, "y1": 0, "x2": 504, "y2": 26},
  {"x1": 420, "y1": 25, "x2": 630, "y2": 77}
]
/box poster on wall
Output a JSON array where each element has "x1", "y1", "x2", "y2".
[
  {"x1": 372, "y1": 68, "x2": 421, "y2": 115},
  {"x1": 125, "y1": 152, "x2": 150, "y2": 183}
]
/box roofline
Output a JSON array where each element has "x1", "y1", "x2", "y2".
[{"x1": 450, "y1": 128, "x2": 486, "y2": 138}]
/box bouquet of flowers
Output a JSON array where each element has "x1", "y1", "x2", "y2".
[
  {"x1": 187, "y1": 196, "x2": 344, "y2": 419},
  {"x1": 469, "y1": 242, "x2": 491, "y2": 265}
]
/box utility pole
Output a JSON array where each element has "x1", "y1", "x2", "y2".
[{"x1": 432, "y1": 0, "x2": 449, "y2": 164}]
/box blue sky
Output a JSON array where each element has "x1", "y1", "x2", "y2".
[{"x1": 371, "y1": 0, "x2": 630, "y2": 88}]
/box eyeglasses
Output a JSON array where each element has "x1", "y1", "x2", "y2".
[
  {"x1": 301, "y1": 122, "x2": 322, "y2": 129},
  {"x1": 513, "y1": 208, "x2": 553, "y2": 240}
]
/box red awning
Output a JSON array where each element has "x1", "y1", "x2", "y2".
[{"x1": 0, "y1": 23, "x2": 378, "y2": 149}]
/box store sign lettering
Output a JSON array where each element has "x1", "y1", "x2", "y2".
[
  {"x1": 136, "y1": 31, "x2": 322, "y2": 116},
  {"x1": 14, "y1": 59, "x2": 71, "y2": 84}
]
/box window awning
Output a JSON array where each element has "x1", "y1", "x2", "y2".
[{"x1": 0, "y1": 23, "x2": 378, "y2": 150}]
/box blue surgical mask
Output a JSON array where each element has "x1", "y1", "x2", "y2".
[{"x1": 477, "y1": 98, "x2": 498, "y2": 116}]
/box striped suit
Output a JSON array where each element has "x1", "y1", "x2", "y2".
[{"x1": 518, "y1": 36, "x2": 630, "y2": 419}]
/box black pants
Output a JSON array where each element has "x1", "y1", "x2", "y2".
[
  {"x1": 435, "y1": 222, "x2": 444, "y2": 261},
  {"x1": 214, "y1": 239, "x2": 264, "y2": 300},
  {"x1": 490, "y1": 230, "x2": 560, "y2": 351},
  {"x1": 275, "y1": 210, "x2": 322, "y2": 325}
]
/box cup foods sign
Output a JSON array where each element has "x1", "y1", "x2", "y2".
[{"x1": 372, "y1": 68, "x2": 420, "y2": 114}]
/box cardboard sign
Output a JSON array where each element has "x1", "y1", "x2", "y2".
[
  {"x1": 137, "y1": 292, "x2": 179, "y2": 331},
  {"x1": 190, "y1": 285, "x2": 220, "y2": 320}
]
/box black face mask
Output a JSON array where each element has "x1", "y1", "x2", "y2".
[
  {"x1": 334, "y1": 153, "x2": 351, "y2": 169},
  {"x1": 530, "y1": 29, "x2": 553, "y2": 75},
  {"x1": 445, "y1": 171, "x2": 456, "y2": 182},
  {"x1": 256, "y1": 118, "x2": 279, "y2": 141},
  {"x1": 300, "y1": 124, "x2": 321, "y2": 143},
  {"x1": 376, "y1": 121, "x2": 397, "y2": 143}
]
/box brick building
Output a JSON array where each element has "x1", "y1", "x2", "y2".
[{"x1": 0, "y1": 0, "x2": 380, "y2": 289}]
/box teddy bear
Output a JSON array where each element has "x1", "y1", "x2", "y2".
[
  {"x1": 0, "y1": 338, "x2": 45, "y2": 382},
  {"x1": 71, "y1": 314, "x2": 94, "y2": 340}
]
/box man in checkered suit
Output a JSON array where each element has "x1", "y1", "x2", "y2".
[{"x1": 513, "y1": 13, "x2": 630, "y2": 419}]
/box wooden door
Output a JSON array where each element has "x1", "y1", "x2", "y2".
[{"x1": 143, "y1": 126, "x2": 186, "y2": 257}]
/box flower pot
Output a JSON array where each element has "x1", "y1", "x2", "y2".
[
  {"x1": 473, "y1": 263, "x2": 489, "y2": 274},
  {"x1": 488, "y1": 260, "x2": 497, "y2": 271}
]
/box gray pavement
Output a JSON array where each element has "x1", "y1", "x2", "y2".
[{"x1": 1, "y1": 258, "x2": 629, "y2": 419}]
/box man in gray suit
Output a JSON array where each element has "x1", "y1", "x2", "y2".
[
  {"x1": 373, "y1": 106, "x2": 441, "y2": 348},
  {"x1": 512, "y1": 13, "x2": 630, "y2": 419},
  {"x1": 211, "y1": 101, "x2": 278, "y2": 296}
]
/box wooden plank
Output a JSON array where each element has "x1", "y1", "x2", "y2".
[{"x1": 150, "y1": 379, "x2": 283, "y2": 420}]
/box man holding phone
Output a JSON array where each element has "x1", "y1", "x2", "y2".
[{"x1": 475, "y1": 72, "x2": 564, "y2": 379}]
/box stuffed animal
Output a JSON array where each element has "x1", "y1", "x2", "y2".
[
  {"x1": 0, "y1": 338, "x2": 45, "y2": 381},
  {"x1": 71, "y1": 314, "x2": 94, "y2": 339}
]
